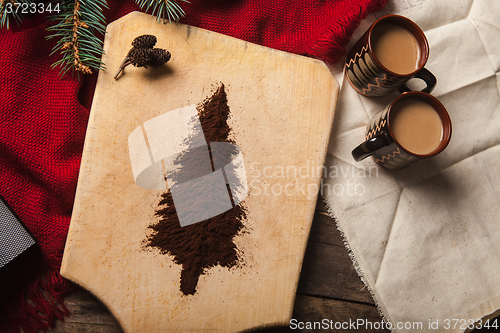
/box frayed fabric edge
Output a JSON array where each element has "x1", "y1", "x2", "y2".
[
  {"x1": 305, "y1": 0, "x2": 389, "y2": 63},
  {"x1": 0, "y1": 258, "x2": 72, "y2": 333},
  {"x1": 322, "y1": 192, "x2": 394, "y2": 332}
]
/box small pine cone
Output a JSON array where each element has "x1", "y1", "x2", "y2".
[
  {"x1": 149, "y1": 48, "x2": 171, "y2": 67},
  {"x1": 131, "y1": 34, "x2": 157, "y2": 49},
  {"x1": 129, "y1": 48, "x2": 152, "y2": 68}
]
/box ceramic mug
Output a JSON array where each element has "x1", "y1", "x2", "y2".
[
  {"x1": 345, "y1": 15, "x2": 436, "y2": 97},
  {"x1": 351, "y1": 91, "x2": 451, "y2": 169}
]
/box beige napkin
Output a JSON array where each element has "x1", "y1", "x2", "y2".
[{"x1": 323, "y1": 0, "x2": 500, "y2": 332}]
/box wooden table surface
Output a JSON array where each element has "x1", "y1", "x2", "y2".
[
  {"x1": 51, "y1": 196, "x2": 387, "y2": 333},
  {"x1": 50, "y1": 196, "x2": 500, "y2": 332}
]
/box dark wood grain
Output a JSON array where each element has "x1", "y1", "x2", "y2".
[
  {"x1": 291, "y1": 295, "x2": 388, "y2": 333},
  {"x1": 51, "y1": 200, "x2": 381, "y2": 332},
  {"x1": 52, "y1": 287, "x2": 122, "y2": 332},
  {"x1": 315, "y1": 195, "x2": 330, "y2": 214},
  {"x1": 307, "y1": 211, "x2": 344, "y2": 247},
  {"x1": 297, "y1": 213, "x2": 374, "y2": 304}
]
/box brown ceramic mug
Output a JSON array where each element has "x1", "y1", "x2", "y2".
[
  {"x1": 351, "y1": 91, "x2": 451, "y2": 169},
  {"x1": 345, "y1": 15, "x2": 436, "y2": 97}
]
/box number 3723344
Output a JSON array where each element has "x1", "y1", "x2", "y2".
[
  {"x1": 443, "y1": 318, "x2": 499, "y2": 330},
  {"x1": 4, "y1": 2, "x2": 61, "y2": 14}
]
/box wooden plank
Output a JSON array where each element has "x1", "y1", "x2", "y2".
[
  {"x1": 54, "y1": 193, "x2": 381, "y2": 333},
  {"x1": 60, "y1": 11, "x2": 338, "y2": 333},
  {"x1": 292, "y1": 295, "x2": 388, "y2": 333},
  {"x1": 297, "y1": 213, "x2": 374, "y2": 304},
  {"x1": 54, "y1": 195, "x2": 381, "y2": 333},
  {"x1": 315, "y1": 195, "x2": 330, "y2": 214},
  {"x1": 52, "y1": 287, "x2": 122, "y2": 333},
  {"x1": 52, "y1": 289, "x2": 385, "y2": 333},
  {"x1": 308, "y1": 212, "x2": 344, "y2": 247},
  {"x1": 52, "y1": 287, "x2": 500, "y2": 333},
  {"x1": 52, "y1": 321, "x2": 122, "y2": 333}
]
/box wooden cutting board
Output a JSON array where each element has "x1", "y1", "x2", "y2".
[{"x1": 61, "y1": 11, "x2": 338, "y2": 333}]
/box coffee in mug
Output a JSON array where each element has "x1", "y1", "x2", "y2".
[
  {"x1": 371, "y1": 23, "x2": 420, "y2": 75},
  {"x1": 345, "y1": 15, "x2": 436, "y2": 97},
  {"x1": 391, "y1": 97, "x2": 443, "y2": 155},
  {"x1": 351, "y1": 91, "x2": 451, "y2": 169}
]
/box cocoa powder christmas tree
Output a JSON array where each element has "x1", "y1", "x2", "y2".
[{"x1": 145, "y1": 84, "x2": 247, "y2": 295}]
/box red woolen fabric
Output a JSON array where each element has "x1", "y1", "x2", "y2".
[
  {"x1": 0, "y1": 0, "x2": 387, "y2": 332},
  {"x1": 182, "y1": 0, "x2": 389, "y2": 63}
]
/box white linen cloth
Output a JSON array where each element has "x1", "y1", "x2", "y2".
[{"x1": 323, "y1": 0, "x2": 500, "y2": 331}]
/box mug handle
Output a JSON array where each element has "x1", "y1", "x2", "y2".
[
  {"x1": 398, "y1": 68, "x2": 437, "y2": 94},
  {"x1": 352, "y1": 132, "x2": 393, "y2": 161}
]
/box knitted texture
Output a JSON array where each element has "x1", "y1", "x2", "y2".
[
  {"x1": 182, "y1": 0, "x2": 389, "y2": 63},
  {"x1": 0, "y1": 0, "x2": 387, "y2": 332}
]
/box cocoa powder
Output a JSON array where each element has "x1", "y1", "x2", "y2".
[{"x1": 145, "y1": 83, "x2": 247, "y2": 295}]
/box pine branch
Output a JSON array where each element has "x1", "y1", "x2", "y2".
[
  {"x1": 135, "y1": 0, "x2": 189, "y2": 23},
  {"x1": 2, "y1": 0, "x2": 189, "y2": 78},
  {"x1": 46, "y1": 0, "x2": 108, "y2": 78},
  {"x1": 0, "y1": 0, "x2": 34, "y2": 29}
]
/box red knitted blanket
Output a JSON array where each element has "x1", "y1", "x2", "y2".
[{"x1": 0, "y1": 0, "x2": 387, "y2": 331}]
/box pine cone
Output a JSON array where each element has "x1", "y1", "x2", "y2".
[
  {"x1": 131, "y1": 34, "x2": 157, "y2": 49},
  {"x1": 129, "y1": 48, "x2": 152, "y2": 68},
  {"x1": 114, "y1": 36, "x2": 171, "y2": 80},
  {"x1": 149, "y1": 48, "x2": 171, "y2": 67}
]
